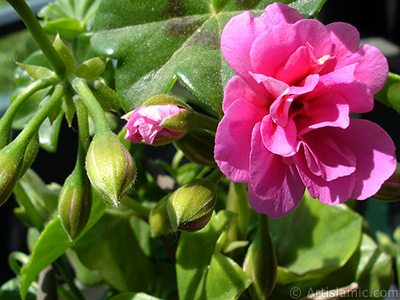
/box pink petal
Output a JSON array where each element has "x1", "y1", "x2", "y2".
[
  {"x1": 250, "y1": 23, "x2": 300, "y2": 78},
  {"x1": 336, "y1": 44, "x2": 388, "y2": 94},
  {"x1": 215, "y1": 100, "x2": 268, "y2": 182},
  {"x1": 248, "y1": 164, "x2": 304, "y2": 219},
  {"x1": 309, "y1": 64, "x2": 374, "y2": 113},
  {"x1": 274, "y1": 45, "x2": 313, "y2": 85},
  {"x1": 326, "y1": 119, "x2": 397, "y2": 200},
  {"x1": 326, "y1": 22, "x2": 360, "y2": 61},
  {"x1": 223, "y1": 76, "x2": 269, "y2": 112},
  {"x1": 301, "y1": 131, "x2": 357, "y2": 181},
  {"x1": 250, "y1": 122, "x2": 290, "y2": 199},
  {"x1": 261, "y1": 115, "x2": 299, "y2": 157},
  {"x1": 250, "y1": 73, "x2": 289, "y2": 98},
  {"x1": 294, "y1": 147, "x2": 356, "y2": 205},
  {"x1": 293, "y1": 19, "x2": 332, "y2": 59},
  {"x1": 296, "y1": 92, "x2": 350, "y2": 135},
  {"x1": 260, "y1": 2, "x2": 302, "y2": 26},
  {"x1": 221, "y1": 11, "x2": 270, "y2": 94}
]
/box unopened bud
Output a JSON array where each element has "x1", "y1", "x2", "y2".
[
  {"x1": 374, "y1": 162, "x2": 400, "y2": 202},
  {"x1": 167, "y1": 179, "x2": 216, "y2": 232},
  {"x1": 174, "y1": 128, "x2": 216, "y2": 166},
  {"x1": 123, "y1": 95, "x2": 195, "y2": 146},
  {"x1": 149, "y1": 195, "x2": 172, "y2": 237},
  {"x1": 86, "y1": 131, "x2": 137, "y2": 205},
  {"x1": 59, "y1": 169, "x2": 92, "y2": 240},
  {"x1": 0, "y1": 145, "x2": 24, "y2": 206},
  {"x1": 243, "y1": 215, "x2": 277, "y2": 300}
]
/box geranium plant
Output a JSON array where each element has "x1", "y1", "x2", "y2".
[{"x1": 0, "y1": 0, "x2": 399, "y2": 299}]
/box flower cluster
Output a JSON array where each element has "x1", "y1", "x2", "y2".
[{"x1": 214, "y1": 3, "x2": 397, "y2": 218}]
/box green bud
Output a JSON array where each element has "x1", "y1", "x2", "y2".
[
  {"x1": 167, "y1": 179, "x2": 216, "y2": 232},
  {"x1": 174, "y1": 128, "x2": 216, "y2": 166},
  {"x1": 20, "y1": 134, "x2": 40, "y2": 177},
  {"x1": 59, "y1": 168, "x2": 92, "y2": 240},
  {"x1": 243, "y1": 214, "x2": 277, "y2": 300},
  {"x1": 374, "y1": 162, "x2": 400, "y2": 202},
  {"x1": 0, "y1": 145, "x2": 25, "y2": 206},
  {"x1": 149, "y1": 195, "x2": 172, "y2": 237},
  {"x1": 86, "y1": 131, "x2": 137, "y2": 205}
]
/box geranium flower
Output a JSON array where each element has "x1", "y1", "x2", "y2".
[
  {"x1": 124, "y1": 95, "x2": 195, "y2": 146},
  {"x1": 214, "y1": 2, "x2": 397, "y2": 218}
]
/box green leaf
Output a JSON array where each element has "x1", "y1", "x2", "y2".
[
  {"x1": 74, "y1": 57, "x2": 106, "y2": 80},
  {"x1": 73, "y1": 212, "x2": 155, "y2": 292},
  {"x1": 38, "y1": 110, "x2": 64, "y2": 153},
  {"x1": 42, "y1": 18, "x2": 84, "y2": 39},
  {"x1": 0, "y1": 278, "x2": 36, "y2": 300},
  {"x1": 176, "y1": 210, "x2": 235, "y2": 300},
  {"x1": 206, "y1": 252, "x2": 252, "y2": 300},
  {"x1": 20, "y1": 192, "x2": 110, "y2": 300},
  {"x1": 15, "y1": 63, "x2": 55, "y2": 80},
  {"x1": 39, "y1": 0, "x2": 101, "y2": 38},
  {"x1": 375, "y1": 72, "x2": 400, "y2": 114},
  {"x1": 270, "y1": 192, "x2": 363, "y2": 284},
  {"x1": 92, "y1": 0, "x2": 328, "y2": 114},
  {"x1": 108, "y1": 293, "x2": 163, "y2": 300},
  {"x1": 270, "y1": 233, "x2": 393, "y2": 300},
  {"x1": 53, "y1": 35, "x2": 75, "y2": 74}
]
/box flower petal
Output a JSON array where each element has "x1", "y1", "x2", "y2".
[
  {"x1": 337, "y1": 44, "x2": 388, "y2": 94},
  {"x1": 223, "y1": 76, "x2": 270, "y2": 112},
  {"x1": 327, "y1": 119, "x2": 397, "y2": 200},
  {"x1": 248, "y1": 164, "x2": 304, "y2": 219},
  {"x1": 301, "y1": 131, "x2": 357, "y2": 181},
  {"x1": 250, "y1": 122, "x2": 288, "y2": 198},
  {"x1": 261, "y1": 115, "x2": 299, "y2": 156},
  {"x1": 326, "y1": 22, "x2": 360, "y2": 60},
  {"x1": 294, "y1": 147, "x2": 355, "y2": 205},
  {"x1": 215, "y1": 100, "x2": 268, "y2": 182}
]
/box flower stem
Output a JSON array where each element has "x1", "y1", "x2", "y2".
[
  {"x1": 72, "y1": 78, "x2": 110, "y2": 134},
  {"x1": 0, "y1": 77, "x2": 58, "y2": 148},
  {"x1": 194, "y1": 112, "x2": 219, "y2": 132},
  {"x1": 120, "y1": 195, "x2": 151, "y2": 220},
  {"x1": 12, "y1": 83, "x2": 66, "y2": 150},
  {"x1": 55, "y1": 257, "x2": 85, "y2": 300},
  {"x1": 206, "y1": 168, "x2": 224, "y2": 183},
  {"x1": 6, "y1": 0, "x2": 66, "y2": 78}
]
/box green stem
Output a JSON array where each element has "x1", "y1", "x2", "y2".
[
  {"x1": 172, "y1": 149, "x2": 184, "y2": 170},
  {"x1": 55, "y1": 257, "x2": 85, "y2": 300},
  {"x1": 0, "y1": 77, "x2": 58, "y2": 147},
  {"x1": 6, "y1": 0, "x2": 66, "y2": 78},
  {"x1": 56, "y1": 284, "x2": 77, "y2": 300},
  {"x1": 72, "y1": 78, "x2": 109, "y2": 134},
  {"x1": 120, "y1": 195, "x2": 151, "y2": 219},
  {"x1": 194, "y1": 112, "x2": 219, "y2": 132},
  {"x1": 206, "y1": 168, "x2": 224, "y2": 183},
  {"x1": 12, "y1": 83, "x2": 66, "y2": 150},
  {"x1": 8, "y1": 251, "x2": 29, "y2": 275}
]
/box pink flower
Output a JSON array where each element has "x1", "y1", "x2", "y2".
[
  {"x1": 124, "y1": 104, "x2": 185, "y2": 145},
  {"x1": 214, "y1": 3, "x2": 397, "y2": 218}
]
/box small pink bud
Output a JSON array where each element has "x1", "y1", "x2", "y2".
[{"x1": 123, "y1": 95, "x2": 195, "y2": 146}]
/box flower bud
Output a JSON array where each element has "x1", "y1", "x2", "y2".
[
  {"x1": 0, "y1": 145, "x2": 24, "y2": 206},
  {"x1": 174, "y1": 128, "x2": 216, "y2": 166},
  {"x1": 167, "y1": 179, "x2": 216, "y2": 232},
  {"x1": 59, "y1": 169, "x2": 92, "y2": 240},
  {"x1": 86, "y1": 131, "x2": 137, "y2": 205},
  {"x1": 243, "y1": 215, "x2": 277, "y2": 300},
  {"x1": 149, "y1": 195, "x2": 172, "y2": 237},
  {"x1": 373, "y1": 163, "x2": 400, "y2": 201},
  {"x1": 123, "y1": 95, "x2": 195, "y2": 146}
]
